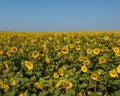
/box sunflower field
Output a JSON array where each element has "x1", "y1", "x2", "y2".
[{"x1": 1, "y1": 32, "x2": 120, "y2": 96}]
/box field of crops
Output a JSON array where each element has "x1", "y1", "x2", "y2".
[{"x1": 1, "y1": 32, "x2": 120, "y2": 96}]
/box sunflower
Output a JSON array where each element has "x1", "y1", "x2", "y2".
[
  {"x1": 25, "y1": 61, "x2": 33, "y2": 70},
  {"x1": 83, "y1": 59, "x2": 90, "y2": 65},
  {"x1": 78, "y1": 56, "x2": 84, "y2": 62},
  {"x1": 11, "y1": 78, "x2": 17, "y2": 86},
  {"x1": 34, "y1": 82, "x2": 44, "y2": 90},
  {"x1": 86, "y1": 48, "x2": 92, "y2": 55},
  {"x1": 53, "y1": 72, "x2": 59, "y2": 79},
  {"x1": 3, "y1": 61, "x2": 9, "y2": 69},
  {"x1": 45, "y1": 57, "x2": 50, "y2": 64},
  {"x1": 32, "y1": 51, "x2": 39, "y2": 58},
  {"x1": 99, "y1": 56, "x2": 107, "y2": 64},
  {"x1": 75, "y1": 38, "x2": 81, "y2": 43},
  {"x1": 97, "y1": 69, "x2": 103, "y2": 75},
  {"x1": 112, "y1": 47, "x2": 119, "y2": 53},
  {"x1": 75, "y1": 45, "x2": 81, "y2": 51},
  {"x1": 104, "y1": 36, "x2": 109, "y2": 40},
  {"x1": 10, "y1": 46, "x2": 18, "y2": 53},
  {"x1": 57, "y1": 52, "x2": 62, "y2": 58},
  {"x1": 63, "y1": 81, "x2": 73, "y2": 90},
  {"x1": 19, "y1": 93, "x2": 25, "y2": 96},
  {"x1": 90, "y1": 73, "x2": 98, "y2": 81},
  {"x1": 68, "y1": 56, "x2": 74, "y2": 62},
  {"x1": 61, "y1": 46, "x2": 69, "y2": 54},
  {"x1": 116, "y1": 51, "x2": 120, "y2": 57},
  {"x1": 62, "y1": 65, "x2": 67, "y2": 70},
  {"x1": 81, "y1": 65, "x2": 88, "y2": 73},
  {"x1": 0, "y1": 49, "x2": 3, "y2": 55},
  {"x1": 58, "y1": 69, "x2": 64, "y2": 77},
  {"x1": 56, "y1": 80, "x2": 63, "y2": 87},
  {"x1": 47, "y1": 81, "x2": 53, "y2": 87},
  {"x1": 54, "y1": 46, "x2": 60, "y2": 51},
  {"x1": 6, "y1": 51, "x2": 11, "y2": 56},
  {"x1": 78, "y1": 93, "x2": 82, "y2": 96},
  {"x1": 69, "y1": 44, "x2": 74, "y2": 49},
  {"x1": 116, "y1": 66, "x2": 120, "y2": 73},
  {"x1": 109, "y1": 69, "x2": 118, "y2": 78},
  {"x1": 93, "y1": 48, "x2": 100, "y2": 55}
]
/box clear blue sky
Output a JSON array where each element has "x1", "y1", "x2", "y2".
[{"x1": 0, "y1": 0, "x2": 120, "y2": 31}]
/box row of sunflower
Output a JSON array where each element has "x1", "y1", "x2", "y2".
[{"x1": 0, "y1": 32, "x2": 120, "y2": 96}]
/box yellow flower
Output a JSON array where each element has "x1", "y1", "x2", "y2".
[
  {"x1": 69, "y1": 44, "x2": 74, "y2": 49},
  {"x1": 99, "y1": 56, "x2": 107, "y2": 64},
  {"x1": 104, "y1": 36, "x2": 109, "y2": 40},
  {"x1": 19, "y1": 93, "x2": 25, "y2": 96},
  {"x1": 3, "y1": 61, "x2": 9, "y2": 69},
  {"x1": 93, "y1": 48, "x2": 100, "y2": 55},
  {"x1": 0, "y1": 49, "x2": 4, "y2": 55},
  {"x1": 75, "y1": 38, "x2": 81, "y2": 43},
  {"x1": 61, "y1": 46, "x2": 69, "y2": 54},
  {"x1": 63, "y1": 81, "x2": 73, "y2": 90},
  {"x1": 63, "y1": 65, "x2": 67, "y2": 70},
  {"x1": 53, "y1": 72, "x2": 59, "y2": 79},
  {"x1": 57, "y1": 52, "x2": 62, "y2": 58},
  {"x1": 116, "y1": 51, "x2": 120, "y2": 57},
  {"x1": 91, "y1": 73, "x2": 98, "y2": 81},
  {"x1": 81, "y1": 65, "x2": 88, "y2": 73},
  {"x1": 10, "y1": 46, "x2": 18, "y2": 53},
  {"x1": 86, "y1": 48, "x2": 92, "y2": 55},
  {"x1": 97, "y1": 69, "x2": 103, "y2": 75},
  {"x1": 78, "y1": 56, "x2": 84, "y2": 62},
  {"x1": 6, "y1": 51, "x2": 11, "y2": 56},
  {"x1": 78, "y1": 93, "x2": 83, "y2": 96},
  {"x1": 83, "y1": 59, "x2": 90, "y2": 65},
  {"x1": 68, "y1": 56, "x2": 74, "y2": 62},
  {"x1": 109, "y1": 69, "x2": 118, "y2": 78},
  {"x1": 32, "y1": 51, "x2": 39, "y2": 58},
  {"x1": 56, "y1": 81, "x2": 63, "y2": 87},
  {"x1": 11, "y1": 78, "x2": 17, "y2": 86},
  {"x1": 58, "y1": 69, "x2": 64, "y2": 77},
  {"x1": 45, "y1": 57, "x2": 50, "y2": 64},
  {"x1": 116, "y1": 66, "x2": 120, "y2": 73},
  {"x1": 54, "y1": 46, "x2": 60, "y2": 51},
  {"x1": 75, "y1": 45, "x2": 81, "y2": 51},
  {"x1": 47, "y1": 81, "x2": 53, "y2": 87},
  {"x1": 34, "y1": 82, "x2": 44, "y2": 90},
  {"x1": 112, "y1": 47, "x2": 119, "y2": 53},
  {"x1": 25, "y1": 61, "x2": 33, "y2": 70}
]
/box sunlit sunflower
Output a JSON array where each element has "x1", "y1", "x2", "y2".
[
  {"x1": 81, "y1": 65, "x2": 88, "y2": 73},
  {"x1": 34, "y1": 82, "x2": 44, "y2": 90},
  {"x1": 54, "y1": 46, "x2": 60, "y2": 51},
  {"x1": 10, "y1": 46, "x2": 18, "y2": 53},
  {"x1": 25, "y1": 61, "x2": 33, "y2": 70},
  {"x1": 78, "y1": 93, "x2": 82, "y2": 96},
  {"x1": 90, "y1": 73, "x2": 98, "y2": 81},
  {"x1": 32, "y1": 51, "x2": 39, "y2": 58},
  {"x1": 116, "y1": 51, "x2": 120, "y2": 57},
  {"x1": 112, "y1": 47, "x2": 119, "y2": 53},
  {"x1": 75, "y1": 45, "x2": 81, "y2": 51},
  {"x1": 11, "y1": 78, "x2": 17, "y2": 86},
  {"x1": 68, "y1": 56, "x2": 74, "y2": 62},
  {"x1": 109, "y1": 69, "x2": 118, "y2": 78},
  {"x1": 78, "y1": 56, "x2": 84, "y2": 62},
  {"x1": 69, "y1": 44, "x2": 74, "y2": 49},
  {"x1": 58, "y1": 69, "x2": 64, "y2": 77},
  {"x1": 0, "y1": 49, "x2": 3, "y2": 55},
  {"x1": 19, "y1": 93, "x2": 25, "y2": 96},
  {"x1": 97, "y1": 69, "x2": 103, "y2": 75},
  {"x1": 57, "y1": 52, "x2": 62, "y2": 58},
  {"x1": 116, "y1": 66, "x2": 120, "y2": 73},
  {"x1": 99, "y1": 56, "x2": 107, "y2": 64},
  {"x1": 86, "y1": 48, "x2": 92, "y2": 55},
  {"x1": 83, "y1": 59, "x2": 90, "y2": 65},
  {"x1": 47, "y1": 81, "x2": 53, "y2": 87},
  {"x1": 53, "y1": 72, "x2": 59, "y2": 79},
  {"x1": 93, "y1": 48, "x2": 100, "y2": 55},
  {"x1": 63, "y1": 81, "x2": 73, "y2": 90},
  {"x1": 3, "y1": 61, "x2": 9, "y2": 69},
  {"x1": 104, "y1": 36, "x2": 109, "y2": 40},
  {"x1": 61, "y1": 46, "x2": 69, "y2": 54},
  {"x1": 75, "y1": 38, "x2": 81, "y2": 43}
]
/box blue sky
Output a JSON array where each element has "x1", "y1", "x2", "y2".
[{"x1": 0, "y1": 0, "x2": 120, "y2": 31}]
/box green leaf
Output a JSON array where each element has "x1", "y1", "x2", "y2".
[
  {"x1": 30, "y1": 75, "x2": 36, "y2": 81},
  {"x1": 48, "y1": 87, "x2": 54, "y2": 94},
  {"x1": 115, "y1": 91, "x2": 120, "y2": 96},
  {"x1": 79, "y1": 83, "x2": 87, "y2": 88},
  {"x1": 38, "y1": 91, "x2": 48, "y2": 96}
]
